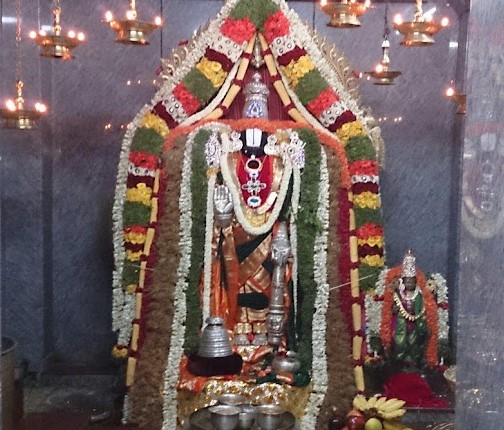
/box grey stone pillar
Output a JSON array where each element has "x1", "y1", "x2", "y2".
[{"x1": 456, "y1": 1, "x2": 504, "y2": 427}]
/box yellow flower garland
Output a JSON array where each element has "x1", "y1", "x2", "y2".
[
  {"x1": 141, "y1": 112, "x2": 170, "y2": 138},
  {"x1": 126, "y1": 183, "x2": 153, "y2": 207},
  {"x1": 335, "y1": 120, "x2": 365, "y2": 145},
  {"x1": 124, "y1": 230, "x2": 147, "y2": 245},
  {"x1": 360, "y1": 255, "x2": 385, "y2": 267},
  {"x1": 112, "y1": 345, "x2": 129, "y2": 359},
  {"x1": 196, "y1": 57, "x2": 228, "y2": 88},
  {"x1": 280, "y1": 55, "x2": 315, "y2": 88},
  {"x1": 353, "y1": 191, "x2": 381, "y2": 209},
  {"x1": 357, "y1": 236, "x2": 384, "y2": 248},
  {"x1": 126, "y1": 249, "x2": 143, "y2": 262}
]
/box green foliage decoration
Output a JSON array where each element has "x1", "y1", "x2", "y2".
[
  {"x1": 229, "y1": 0, "x2": 279, "y2": 30},
  {"x1": 184, "y1": 129, "x2": 211, "y2": 353},
  {"x1": 131, "y1": 127, "x2": 164, "y2": 155}
]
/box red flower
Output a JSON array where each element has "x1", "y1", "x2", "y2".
[
  {"x1": 356, "y1": 222, "x2": 383, "y2": 239},
  {"x1": 129, "y1": 151, "x2": 159, "y2": 170},
  {"x1": 349, "y1": 160, "x2": 379, "y2": 176},
  {"x1": 220, "y1": 17, "x2": 256, "y2": 44},
  {"x1": 263, "y1": 10, "x2": 290, "y2": 44},
  {"x1": 306, "y1": 87, "x2": 339, "y2": 118},
  {"x1": 173, "y1": 82, "x2": 201, "y2": 116},
  {"x1": 124, "y1": 225, "x2": 148, "y2": 236}
]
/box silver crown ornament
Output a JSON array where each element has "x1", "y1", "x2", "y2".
[{"x1": 243, "y1": 72, "x2": 269, "y2": 119}]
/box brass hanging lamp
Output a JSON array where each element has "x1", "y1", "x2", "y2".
[
  {"x1": 29, "y1": 0, "x2": 85, "y2": 59},
  {"x1": 104, "y1": 0, "x2": 162, "y2": 45},
  {"x1": 365, "y1": 1, "x2": 401, "y2": 85},
  {"x1": 393, "y1": 0, "x2": 449, "y2": 46},
  {"x1": 320, "y1": 0, "x2": 371, "y2": 28},
  {"x1": 1, "y1": 0, "x2": 48, "y2": 129}
]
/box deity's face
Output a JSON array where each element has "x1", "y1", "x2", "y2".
[{"x1": 402, "y1": 276, "x2": 417, "y2": 291}]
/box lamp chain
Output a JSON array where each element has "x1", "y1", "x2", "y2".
[
  {"x1": 414, "y1": 0, "x2": 423, "y2": 22},
  {"x1": 15, "y1": 0, "x2": 22, "y2": 83},
  {"x1": 53, "y1": 0, "x2": 62, "y2": 36},
  {"x1": 383, "y1": 0, "x2": 390, "y2": 40}
]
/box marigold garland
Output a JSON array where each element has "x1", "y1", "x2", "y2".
[
  {"x1": 281, "y1": 55, "x2": 316, "y2": 88},
  {"x1": 196, "y1": 57, "x2": 228, "y2": 89},
  {"x1": 220, "y1": 16, "x2": 256, "y2": 44},
  {"x1": 263, "y1": 9, "x2": 291, "y2": 43},
  {"x1": 336, "y1": 120, "x2": 365, "y2": 145},
  {"x1": 141, "y1": 112, "x2": 170, "y2": 138},
  {"x1": 306, "y1": 87, "x2": 339, "y2": 118},
  {"x1": 353, "y1": 191, "x2": 381, "y2": 210}
]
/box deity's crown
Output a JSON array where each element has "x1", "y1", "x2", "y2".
[
  {"x1": 401, "y1": 249, "x2": 416, "y2": 278},
  {"x1": 243, "y1": 72, "x2": 269, "y2": 119}
]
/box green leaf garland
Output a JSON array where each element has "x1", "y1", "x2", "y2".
[
  {"x1": 296, "y1": 128, "x2": 322, "y2": 370},
  {"x1": 357, "y1": 264, "x2": 381, "y2": 291},
  {"x1": 294, "y1": 69, "x2": 329, "y2": 106},
  {"x1": 345, "y1": 135, "x2": 376, "y2": 163},
  {"x1": 123, "y1": 202, "x2": 152, "y2": 227},
  {"x1": 183, "y1": 68, "x2": 218, "y2": 105},
  {"x1": 184, "y1": 129, "x2": 211, "y2": 353},
  {"x1": 353, "y1": 207, "x2": 382, "y2": 227},
  {"x1": 229, "y1": 0, "x2": 279, "y2": 30},
  {"x1": 122, "y1": 259, "x2": 141, "y2": 287},
  {"x1": 131, "y1": 127, "x2": 164, "y2": 155}
]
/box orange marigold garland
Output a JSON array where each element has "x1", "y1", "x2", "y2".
[{"x1": 379, "y1": 266, "x2": 439, "y2": 367}]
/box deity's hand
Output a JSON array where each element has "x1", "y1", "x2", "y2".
[{"x1": 214, "y1": 184, "x2": 234, "y2": 228}]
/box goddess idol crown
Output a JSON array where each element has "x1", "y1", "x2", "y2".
[
  {"x1": 401, "y1": 249, "x2": 417, "y2": 278},
  {"x1": 243, "y1": 72, "x2": 269, "y2": 119}
]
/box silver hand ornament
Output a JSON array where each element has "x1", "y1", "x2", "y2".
[{"x1": 214, "y1": 184, "x2": 234, "y2": 228}]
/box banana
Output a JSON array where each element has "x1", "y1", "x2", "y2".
[
  {"x1": 374, "y1": 396, "x2": 387, "y2": 408},
  {"x1": 380, "y1": 398, "x2": 406, "y2": 412},
  {"x1": 383, "y1": 420, "x2": 412, "y2": 430},
  {"x1": 367, "y1": 396, "x2": 378, "y2": 408},
  {"x1": 353, "y1": 395, "x2": 369, "y2": 411},
  {"x1": 380, "y1": 408, "x2": 406, "y2": 420}
]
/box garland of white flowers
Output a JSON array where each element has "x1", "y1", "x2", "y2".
[
  {"x1": 161, "y1": 136, "x2": 193, "y2": 430},
  {"x1": 301, "y1": 146, "x2": 330, "y2": 429},
  {"x1": 365, "y1": 267, "x2": 388, "y2": 353},
  {"x1": 289, "y1": 166, "x2": 301, "y2": 323},
  {"x1": 431, "y1": 273, "x2": 449, "y2": 341},
  {"x1": 219, "y1": 148, "x2": 294, "y2": 236}
]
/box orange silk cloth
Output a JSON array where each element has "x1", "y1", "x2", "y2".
[{"x1": 208, "y1": 224, "x2": 273, "y2": 331}]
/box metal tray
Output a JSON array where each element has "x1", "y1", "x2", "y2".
[{"x1": 189, "y1": 406, "x2": 296, "y2": 430}]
